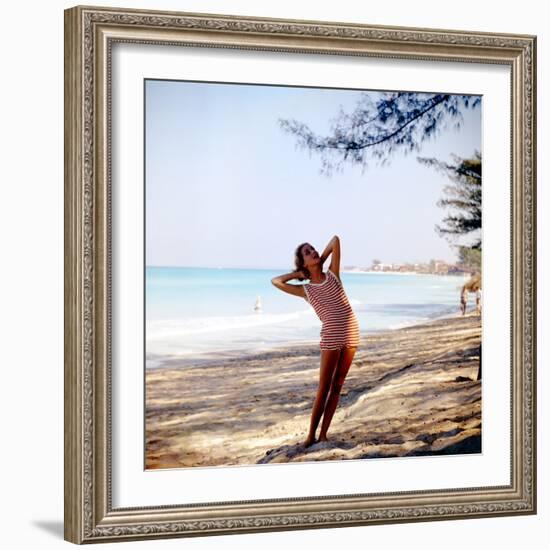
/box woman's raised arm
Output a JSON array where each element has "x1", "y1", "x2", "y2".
[
  {"x1": 271, "y1": 271, "x2": 307, "y2": 299},
  {"x1": 320, "y1": 235, "x2": 341, "y2": 280}
]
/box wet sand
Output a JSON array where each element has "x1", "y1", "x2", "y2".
[{"x1": 146, "y1": 312, "x2": 481, "y2": 469}]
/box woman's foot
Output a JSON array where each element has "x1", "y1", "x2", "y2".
[
  {"x1": 303, "y1": 435, "x2": 316, "y2": 448},
  {"x1": 318, "y1": 433, "x2": 329, "y2": 443}
]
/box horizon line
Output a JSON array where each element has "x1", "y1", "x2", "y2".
[{"x1": 145, "y1": 260, "x2": 460, "y2": 270}]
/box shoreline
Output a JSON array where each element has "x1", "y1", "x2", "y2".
[
  {"x1": 146, "y1": 305, "x2": 476, "y2": 370},
  {"x1": 146, "y1": 312, "x2": 482, "y2": 469}
]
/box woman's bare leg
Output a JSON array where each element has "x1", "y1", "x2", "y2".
[
  {"x1": 318, "y1": 347, "x2": 357, "y2": 442},
  {"x1": 304, "y1": 349, "x2": 341, "y2": 447}
]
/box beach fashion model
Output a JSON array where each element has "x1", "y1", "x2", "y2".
[{"x1": 271, "y1": 235, "x2": 360, "y2": 448}]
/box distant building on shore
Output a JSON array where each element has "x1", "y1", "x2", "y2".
[{"x1": 343, "y1": 259, "x2": 474, "y2": 276}]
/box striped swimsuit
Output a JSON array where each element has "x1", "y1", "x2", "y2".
[{"x1": 303, "y1": 269, "x2": 360, "y2": 351}]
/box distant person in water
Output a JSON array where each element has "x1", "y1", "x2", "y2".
[{"x1": 271, "y1": 235, "x2": 360, "y2": 448}]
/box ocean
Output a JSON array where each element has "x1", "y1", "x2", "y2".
[{"x1": 145, "y1": 266, "x2": 472, "y2": 368}]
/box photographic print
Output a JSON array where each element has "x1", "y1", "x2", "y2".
[{"x1": 144, "y1": 81, "x2": 482, "y2": 470}]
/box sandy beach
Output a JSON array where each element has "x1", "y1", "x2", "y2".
[{"x1": 145, "y1": 312, "x2": 481, "y2": 469}]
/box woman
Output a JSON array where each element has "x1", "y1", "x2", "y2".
[{"x1": 271, "y1": 235, "x2": 360, "y2": 448}]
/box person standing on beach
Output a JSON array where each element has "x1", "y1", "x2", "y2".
[
  {"x1": 460, "y1": 285, "x2": 468, "y2": 315},
  {"x1": 475, "y1": 288, "x2": 482, "y2": 314},
  {"x1": 271, "y1": 235, "x2": 360, "y2": 448}
]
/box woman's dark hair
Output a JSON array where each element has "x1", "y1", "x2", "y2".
[{"x1": 294, "y1": 242, "x2": 311, "y2": 281}]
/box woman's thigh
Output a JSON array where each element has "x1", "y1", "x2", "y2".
[
  {"x1": 318, "y1": 349, "x2": 342, "y2": 392},
  {"x1": 331, "y1": 347, "x2": 357, "y2": 388}
]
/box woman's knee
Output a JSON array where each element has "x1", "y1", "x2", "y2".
[
  {"x1": 329, "y1": 377, "x2": 345, "y2": 395},
  {"x1": 330, "y1": 369, "x2": 347, "y2": 393}
]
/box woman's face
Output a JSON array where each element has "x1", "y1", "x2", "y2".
[{"x1": 300, "y1": 243, "x2": 320, "y2": 269}]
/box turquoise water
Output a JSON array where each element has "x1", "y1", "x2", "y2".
[{"x1": 146, "y1": 266, "x2": 471, "y2": 367}]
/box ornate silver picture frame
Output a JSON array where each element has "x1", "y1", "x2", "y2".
[{"x1": 64, "y1": 5, "x2": 536, "y2": 544}]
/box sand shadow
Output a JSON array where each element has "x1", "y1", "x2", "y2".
[
  {"x1": 258, "y1": 438, "x2": 357, "y2": 464},
  {"x1": 405, "y1": 434, "x2": 481, "y2": 456}
]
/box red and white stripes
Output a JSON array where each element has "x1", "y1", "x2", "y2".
[{"x1": 303, "y1": 269, "x2": 360, "y2": 350}]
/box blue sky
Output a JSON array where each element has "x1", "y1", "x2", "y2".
[{"x1": 145, "y1": 79, "x2": 481, "y2": 270}]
